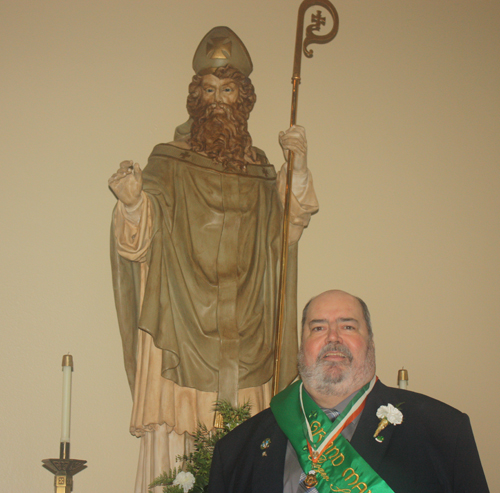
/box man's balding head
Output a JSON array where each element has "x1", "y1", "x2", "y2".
[
  {"x1": 298, "y1": 290, "x2": 376, "y2": 407},
  {"x1": 301, "y1": 290, "x2": 372, "y2": 338}
]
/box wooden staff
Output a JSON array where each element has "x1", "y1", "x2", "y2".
[{"x1": 272, "y1": 0, "x2": 339, "y2": 397}]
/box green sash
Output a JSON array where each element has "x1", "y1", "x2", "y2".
[{"x1": 271, "y1": 378, "x2": 394, "y2": 493}]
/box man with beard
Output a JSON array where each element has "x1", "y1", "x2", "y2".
[
  {"x1": 109, "y1": 27, "x2": 318, "y2": 492},
  {"x1": 208, "y1": 290, "x2": 489, "y2": 493}
]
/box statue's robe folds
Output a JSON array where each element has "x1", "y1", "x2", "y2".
[{"x1": 110, "y1": 143, "x2": 318, "y2": 489}]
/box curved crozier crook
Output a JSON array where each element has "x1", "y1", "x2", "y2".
[{"x1": 302, "y1": 0, "x2": 339, "y2": 58}]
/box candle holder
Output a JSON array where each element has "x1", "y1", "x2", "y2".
[
  {"x1": 397, "y1": 368, "x2": 409, "y2": 390},
  {"x1": 42, "y1": 443, "x2": 87, "y2": 492},
  {"x1": 43, "y1": 355, "x2": 86, "y2": 491}
]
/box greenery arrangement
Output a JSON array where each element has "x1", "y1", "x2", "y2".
[{"x1": 149, "y1": 400, "x2": 251, "y2": 493}]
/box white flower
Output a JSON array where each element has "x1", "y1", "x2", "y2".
[
  {"x1": 173, "y1": 471, "x2": 195, "y2": 493},
  {"x1": 376, "y1": 404, "x2": 403, "y2": 425}
]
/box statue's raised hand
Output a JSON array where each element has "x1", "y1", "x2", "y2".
[
  {"x1": 108, "y1": 160, "x2": 143, "y2": 208},
  {"x1": 279, "y1": 125, "x2": 308, "y2": 173}
]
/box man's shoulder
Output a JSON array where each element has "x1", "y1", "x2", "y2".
[
  {"x1": 209, "y1": 408, "x2": 287, "y2": 492},
  {"x1": 214, "y1": 407, "x2": 288, "y2": 458},
  {"x1": 358, "y1": 380, "x2": 488, "y2": 492},
  {"x1": 372, "y1": 380, "x2": 467, "y2": 425},
  {"x1": 217, "y1": 408, "x2": 278, "y2": 446}
]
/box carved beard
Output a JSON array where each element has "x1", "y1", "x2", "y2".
[{"x1": 188, "y1": 101, "x2": 255, "y2": 172}]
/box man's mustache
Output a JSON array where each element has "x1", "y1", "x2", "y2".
[{"x1": 317, "y1": 343, "x2": 353, "y2": 363}]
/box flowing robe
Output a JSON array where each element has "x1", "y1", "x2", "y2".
[{"x1": 110, "y1": 143, "x2": 318, "y2": 490}]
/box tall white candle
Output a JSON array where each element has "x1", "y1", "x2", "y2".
[{"x1": 61, "y1": 354, "x2": 73, "y2": 443}]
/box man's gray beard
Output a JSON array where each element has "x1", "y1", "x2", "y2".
[{"x1": 297, "y1": 341, "x2": 376, "y2": 397}]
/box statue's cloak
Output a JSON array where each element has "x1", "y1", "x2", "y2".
[{"x1": 111, "y1": 144, "x2": 298, "y2": 401}]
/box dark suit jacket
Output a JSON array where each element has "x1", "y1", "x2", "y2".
[{"x1": 208, "y1": 381, "x2": 489, "y2": 493}]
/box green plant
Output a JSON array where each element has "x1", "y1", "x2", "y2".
[{"x1": 149, "y1": 400, "x2": 251, "y2": 493}]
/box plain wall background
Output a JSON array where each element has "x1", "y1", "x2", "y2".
[{"x1": 1, "y1": 0, "x2": 498, "y2": 491}]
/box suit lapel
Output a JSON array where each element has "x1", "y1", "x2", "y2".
[
  {"x1": 251, "y1": 415, "x2": 288, "y2": 493},
  {"x1": 350, "y1": 380, "x2": 397, "y2": 472}
]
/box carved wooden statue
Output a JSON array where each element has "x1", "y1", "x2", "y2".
[{"x1": 109, "y1": 26, "x2": 318, "y2": 492}]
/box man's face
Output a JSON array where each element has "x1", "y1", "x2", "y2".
[
  {"x1": 299, "y1": 290, "x2": 375, "y2": 398},
  {"x1": 200, "y1": 74, "x2": 239, "y2": 111}
]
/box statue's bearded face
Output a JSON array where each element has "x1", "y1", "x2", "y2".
[{"x1": 187, "y1": 66, "x2": 258, "y2": 171}]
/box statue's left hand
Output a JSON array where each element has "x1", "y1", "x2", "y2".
[{"x1": 279, "y1": 125, "x2": 307, "y2": 173}]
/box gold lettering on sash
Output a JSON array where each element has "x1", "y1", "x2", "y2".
[
  {"x1": 330, "y1": 482, "x2": 371, "y2": 493},
  {"x1": 352, "y1": 483, "x2": 369, "y2": 493},
  {"x1": 331, "y1": 453, "x2": 345, "y2": 466},
  {"x1": 317, "y1": 454, "x2": 327, "y2": 464},
  {"x1": 323, "y1": 443, "x2": 335, "y2": 454},
  {"x1": 312, "y1": 462, "x2": 330, "y2": 481},
  {"x1": 326, "y1": 445, "x2": 340, "y2": 459},
  {"x1": 339, "y1": 467, "x2": 371, "y2": 492},
  {"x1": 342, "y1": 468, "x2": 359, "y2": 485},
  {"x1": 311, "y1": 421, "x2": 327, "y2": 441},
  {"x1": 330, "y1": 464, "x2": 373, "y2": 492}
]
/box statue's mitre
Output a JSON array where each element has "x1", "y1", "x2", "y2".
[{"x1": 192, "y1": 26, "x2": 253, "y2": 77}]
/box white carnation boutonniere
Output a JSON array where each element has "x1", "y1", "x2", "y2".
[
  {"x1": 374, "y1": 403, "x2": 403, "y2": 442},
  {"x1": 172, "y1": 471, "x2": 196, "y2": 493}
]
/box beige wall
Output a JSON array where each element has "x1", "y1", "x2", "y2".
[{"x1": 1, "y1": 0, "x2": 498, "y2": 491}]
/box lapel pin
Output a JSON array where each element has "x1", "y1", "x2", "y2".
[{"x1": 260, "y1": 438, "x2": 271, "y2": 456}]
